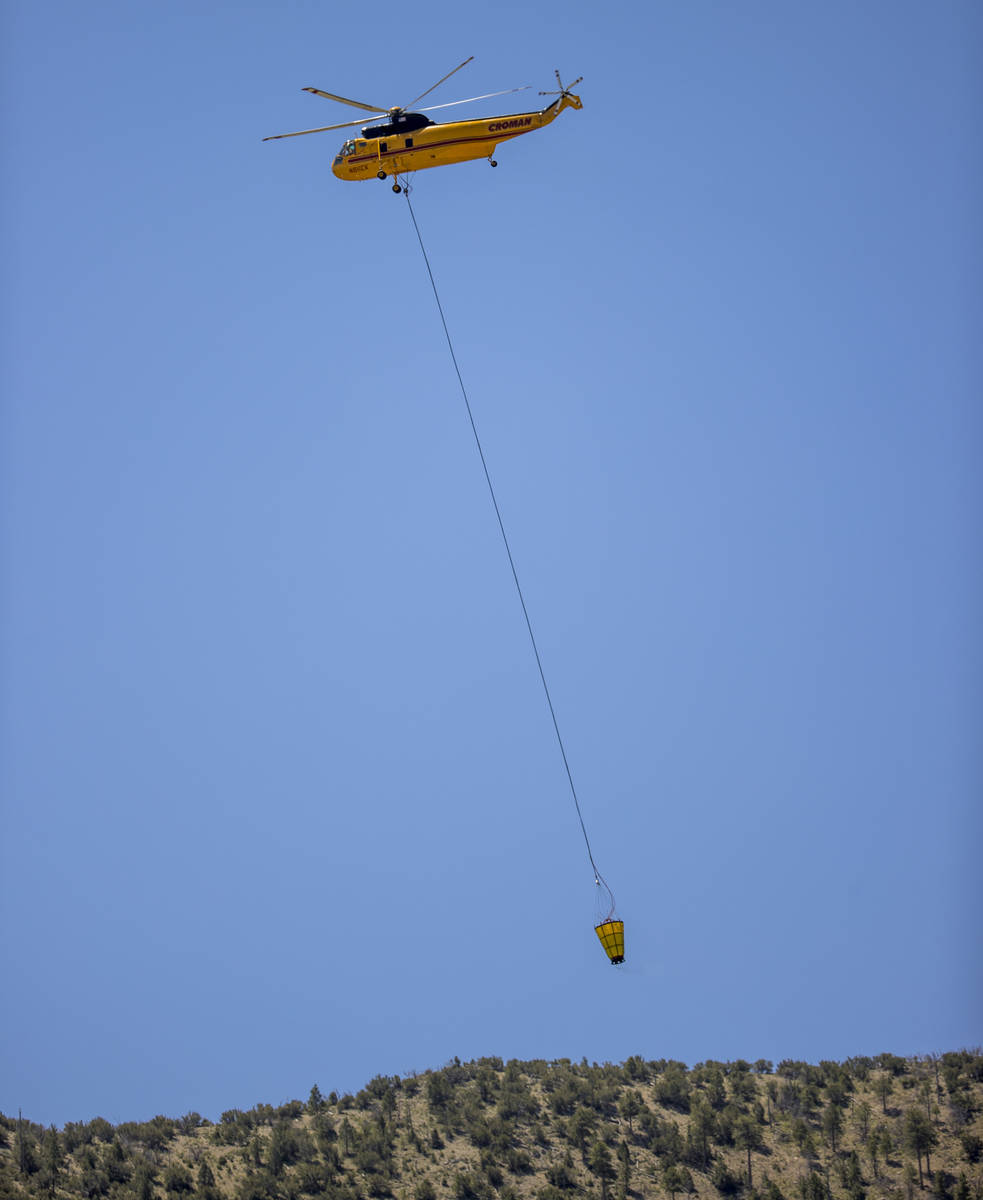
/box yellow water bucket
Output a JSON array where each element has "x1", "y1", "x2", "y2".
[{"x1": 594, "y1": 919, "x2": 625, "y2": 964}]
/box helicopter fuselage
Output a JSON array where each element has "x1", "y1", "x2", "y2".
[{"x1": 331, "y1": 92, "x2": 581, "y2": 182}]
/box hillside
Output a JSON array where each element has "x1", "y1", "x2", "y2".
[{"x1": 3, "y1": 1053, "x2": 982, "y2": 1200}]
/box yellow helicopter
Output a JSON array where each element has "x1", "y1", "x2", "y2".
[{"x1": 263, "y1": 57, "x2": 582, "y2": 192}]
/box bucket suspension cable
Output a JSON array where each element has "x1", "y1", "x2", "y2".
[{"x1": 403, "y1": 189, "x2": 615, "y2": 919}]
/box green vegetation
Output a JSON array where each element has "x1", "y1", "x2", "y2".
[{"x1": 3, "y1": 1052, "x2": 982, "y2": 1200}]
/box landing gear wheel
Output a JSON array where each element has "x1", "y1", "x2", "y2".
[
  {"x1": 392, "y1": 183, "x2": 402, "y2": 193},
  {"x1": 377, "y1": 170, "x2": 387, "y2": 180},
  {"x1": 490, "y1": 159, "x2": 498, "y2": 168}
]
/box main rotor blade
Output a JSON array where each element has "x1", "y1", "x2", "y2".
[
  {"x1": 262, "y1": 116, "x2": 371, "y2": 141},
  {"x1": 403, "y1": 55, "x2": 474, "y2": 110},
  {"x1": 419, "y1": 85, "x2": 531, "y2": 113},
  {"x1": 302, "y1": 87, "x2": 388, "y2": 114}
]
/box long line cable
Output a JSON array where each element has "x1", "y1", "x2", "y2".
[{"x1": 403, "y1": 186, "x2": 615, "y2": 915}]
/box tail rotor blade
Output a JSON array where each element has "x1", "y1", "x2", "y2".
[{"x1": 539, "y1": 72, "x2": 583, "y2": 97}]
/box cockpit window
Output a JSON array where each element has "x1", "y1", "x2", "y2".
[{"x1": 341, "y1": 139, "x2": 356, "y2": 157}]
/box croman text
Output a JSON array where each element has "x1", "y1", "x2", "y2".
[{"x1": 487, "y1": 117, "x2": 533, "y2": 132}]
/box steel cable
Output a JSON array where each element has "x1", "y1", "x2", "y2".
[{"x1": 403, "y1": 187, "x2": 615, "y2": 917}]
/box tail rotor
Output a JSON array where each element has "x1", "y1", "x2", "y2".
[{"x1": 538, "y1": 70, "x2": 584, "y2": 99}]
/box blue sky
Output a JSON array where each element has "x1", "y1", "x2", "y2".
[{"x1": 1, "y1": 0, "x2": 980, "y2": 1128}]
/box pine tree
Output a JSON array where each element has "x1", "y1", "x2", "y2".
[
  {"x1": 875, "y1": 1075, "x2": 893, "y2": 1114},
  {"x1": 568, "y1": 1107, "x2": 597, "y2": 1163},
  {"x1": 665, "y1": 1163, "x2": 695, "y2": 1200},
  {"x1": 904, "y1": 1107, "x2": 938, "y2": 1186},
  {"x1": 823, "y1": 1102, "x2": 844, "y2": 1153},
  {"x1": 40, "y1": 1127, "x2": 61, "y2": 1198},
  {"x1": 589, "y1": 1139, "x2": 617, "y2": 1200},
  {"x1": 855, "y1": 1100, "x2": 872, "y2": 1142},
  {"x1": 735, "y1": 1114, "x2": 764, "y2": 1187},
  {"x1": 197, "y1": 1158, "x2": 219, "y2": 1200},
  {"x1": 134, "y1": 1166, "x2": 154, "y2": 1200},
  {"x1": 867, "y1": 1128, "x2": 881, "y2": 1178},
  {"x1": 619, "y1": 1090, "x2": 642, "y2": 1134},
  {"x1": 617, "y1": 1139, "x2": 631, "y2": 1200},
  {"x1": 689, "y1": 1096, "x2": 716, "y2": 1169}
]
